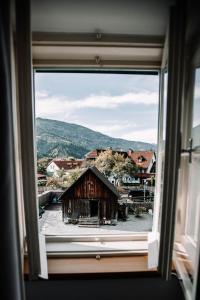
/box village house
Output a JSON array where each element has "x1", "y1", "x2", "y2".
[
  {"x1": 85, "y1": 148, "x2": 156, "y2": 185},
  {"x1": 108, "y1": 173, "x2": 140, "y2": 186},
  {"x1": 127, "y1": 150, "x2": 156, "y2": 184},
  {"x1": 85, "y1": 148, "x2": 128, "y2": 162},
  {"x1": 105, "y1": 150, "x2": 156, "y2": 186},
  {"x1": 37, "y1": 173, "x2": 47, "y2": 184},
  {"x1": 46, "y1": 158, "x2": 84, "y2": 177},
  {"x1": 60, "y1": 166, "x2": 119, "y2": 225},
  {"x1": 37, "y1": 173, "x2": 47, "y2": 181}
]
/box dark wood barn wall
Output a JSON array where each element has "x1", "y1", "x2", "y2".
[{"x1": 62, "y1": 171, "x2": 118, "y2": 220}]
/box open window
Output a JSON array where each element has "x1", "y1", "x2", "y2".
[
  {"x1": 14, "y1": 0, "x2": 198, "y2": 284},
  {"x1": 173, "y1": 43, "x2": 200, "y2": 300},
  {"x1": 16, "y1": 5, "x2": 169, "y2": 279},
  {"x1": 34, "y1": 70, "x2": 159, "y2": 258}
]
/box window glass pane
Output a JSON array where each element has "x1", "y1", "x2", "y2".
[
  {"x1": 186, "y1": 68, "x2": 200, "y2": 241},
  {"x1": 154, "y1": 70, "x2": 168, "y2": 232},
  {"x1": 34, "y1": 71, "x2": 159, "y2": 254},
  {"x1": 186, "y1": 162, "x2": 200, "y2": 242},
  {"x1": 192, "y1": 68, "x2": 200, "y2": 147},
  {"x1": 174, "y1": 67, "x2": 200, "y2": 292},
  {"x1": 162, "y1": 71, "x2": 168, "y2": 142}
]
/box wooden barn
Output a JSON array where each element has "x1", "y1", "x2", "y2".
[{"x1": 60, "y1": 166, "x2": 119, "y2": 225}]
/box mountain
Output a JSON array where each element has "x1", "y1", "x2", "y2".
[{"x1": 36, "y1": 118, "x2": 156, "y2": 159}]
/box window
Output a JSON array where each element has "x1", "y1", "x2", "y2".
[
  {"x1": 10, "y1": 0, "x2": 200, "y2": 285},
  {"x1": 185, "y1": 68, "x2": 200, "y2": 244},
  {"x1": 34, "y1": 70, "x2": 160, "y2": 256},
  {"x1": 173, "y1": 65, "x2": 200, "y2": 299},
  {"x1": 153, "y1": 69, "x2": 168, "y2": 233}
]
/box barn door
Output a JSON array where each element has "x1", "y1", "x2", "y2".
[{"x1": 90, "y1": 200, "x2": 99, "y2": 217}]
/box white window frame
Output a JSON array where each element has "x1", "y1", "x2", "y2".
[
  {"x1": 16, "y1": 1, "x2": 185, "y2": 279},
  {"x1": 174, "y1": 60, "x2": 200, "y2": 300},
  {"x1": 33, "y1": 68, "x2": 160, "y2": 257}
]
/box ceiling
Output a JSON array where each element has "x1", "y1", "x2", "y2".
[
  {"x1": 31, "y1": 0, "x2": 172, "y2": 36},
  {"x1": 31, "y1": 0, "x2": 174, "y2": 68}
]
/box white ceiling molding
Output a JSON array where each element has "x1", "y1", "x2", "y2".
[
  {"x1": 32, "y1": 32, "x2": 164, "y2": 47},
  {"x1": 32, "y1": 33, "x2": 163, "y2": 68},
  {"x1": 33, "y1": 59, "x2": 161, "y2": 69}
]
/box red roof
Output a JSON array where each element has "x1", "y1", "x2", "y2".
[
  {"x1": 85, "y1": 149, "x2": 128, "y2": 159},
  {"x1": 128, "y1": 151, "x2": 154, "y2": 169},
  {"x1": 134, "y1": 173, "x2": 155, "y2": 179},
  {"x1": 85, "y1": 150, "x2": 98, "y2": 159},
  {"x1": 52, "y1": 159, "x2": 83, "y2": 170},
  {"x1": 37, "y1": 173, "x2": 46, "y2": 179}
]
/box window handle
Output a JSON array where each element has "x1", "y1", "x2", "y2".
[{"x1": 181, "y1": 138, "x2": 194, "y2": 163}]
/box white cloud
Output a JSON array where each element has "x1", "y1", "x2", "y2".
[
  {"x1": 35, "y1": 91, "x2": 49, "y2": 99},
  {"x1": 35, "y1": 91, "x2": 158, "y2": 118},
  {"x1": 81, "y1": 121, "x2": 135, "y2": 137},
  {"x1": 121, "y1": 129, "x2": 157, "y2": 144},
  {"x1": 35, "y1": 91, "x2": 158, "y2": 143},
  {"x1": 76, "y1": 92, "x2": 158, "y2": 108}
]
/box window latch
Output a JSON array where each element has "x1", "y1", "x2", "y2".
[{"x1": 181, "y1": 138, "x2": 194, "y2": 163}]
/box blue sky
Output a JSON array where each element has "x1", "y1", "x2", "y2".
[{"x1": 35, "y1": 72, "x2": 159, "y2": 143}]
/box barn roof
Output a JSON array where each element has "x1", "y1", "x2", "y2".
[{"x1": 60, "y1": 166, "x2": 119, "y2": 199}]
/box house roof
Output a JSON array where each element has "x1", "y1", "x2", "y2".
[
  {"x1": 128, "y1": 151, "x2": 155, "y2": 169},
  {"x1": 85, "y1": 150, "x2": 98, "y2": 159},
  {"x1": 85, "y1": 148, "x2": 128, "y2": 159},
  {"x1": 37, "y1": 173, "x2": 46, "y2": 178},
  {"x1": 50, "y1": 159, "x2": 83, "y2": 170},
  {"x1": 85, "y1": 149, "x2": 155, "y2": 170},
  {"x1": 60, "y1": 166, "x2": 119, "y2": 199}
]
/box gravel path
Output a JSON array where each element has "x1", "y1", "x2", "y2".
[{"x1": 39, "y1": 204, "x2": 153, "y2": 236}]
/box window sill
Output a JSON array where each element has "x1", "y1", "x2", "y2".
[
  {"x1": 24, "y1": 254, "x2": 155, "y2": 277},
  {"x1": 44, "y1": 234, "x2": 148, "y2": 257}
]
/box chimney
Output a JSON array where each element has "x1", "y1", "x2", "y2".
[{"x1": 128, "y1": 148, "x2": 133, "y2": 156}]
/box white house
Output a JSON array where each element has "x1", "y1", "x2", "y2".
[
  {"x1": 108, "y1": 174, "x2": 140, "y2": 186},
  {"x1": 46, "y1": 159, "x2": 83, "y2": 177}
]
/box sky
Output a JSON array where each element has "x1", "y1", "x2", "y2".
[
  {"x1": 35, "y1": 72, "x2": 159, "y2": 144},
  {"x1": 193, "y1": 68, "x2": 200, "y2": 128}
]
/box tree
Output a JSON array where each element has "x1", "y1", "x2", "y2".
[
  {"x1": 62, "y1": 168, "x2": 83, "y2": 188},
  {"x1": 56, "y1": 167, "x2": 66, "y2": 179},
  {"x1": 68, "y1": 169, "x2": 82, "y2": 184},
  {"x1": 111, "y1": 153, "x2": 126, "y2": 185},
  {"x1": 124, "y1": 157, "x2": 138, "y2": 177},
  {"x1": 112, "y1": 154, "x2": 138, "y2": 185},
  {"x1": 94, "y1": 150, "x2": 137, "y2": 186},
  {"x1": 46, "y1": 177, "x2": 60, "y2": 189},
  {"x1": 37, "y1": 158, "x2": 49, "y2": 174},
  {"x1": 94, "y1": 149, "x2": 115, "y2": 177}
]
